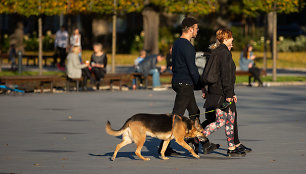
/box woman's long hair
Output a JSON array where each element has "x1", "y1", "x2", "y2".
[{"x1": 242, "y1": 44, "x2": 251, "y2": 59}]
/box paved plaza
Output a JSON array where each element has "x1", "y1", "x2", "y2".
[{"x1": 1, "y1": 85, "x2": 306, "y2": 174}]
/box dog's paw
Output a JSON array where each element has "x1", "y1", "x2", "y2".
[
  {"x1": 194, "y1": 154, "x2": 200, "y2": 159},
  {"x1": 143, "y1": 157, "x2": 150, "y2": 161},
  {"x1": 161, "y1": 156, "x2": 169, "y2": 160},
  {"x1": 111, "y1": 156, "x2": 116, "y2": 161}
]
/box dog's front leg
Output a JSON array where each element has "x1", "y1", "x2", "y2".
[
  {"x1": 176, "y1": 138, "x2": 200, "y2": 159},
  {"x1": 160, "y1": 140, "x2": 170, "y2": 160}
]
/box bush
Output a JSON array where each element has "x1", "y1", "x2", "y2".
[
  {"x1": 24, "y1": 32, "x2": 38, "y2": 51},
  {"x1": 278, "y1": 35, "x2": 306, "y2": 52},
  {"x1": 24, "y1": 31, "x2": 55, "y2": 52},
  {"x1": 0, "y1": 34, "x2": 10, "y2": 52},
  {"x1": 130, "y1": 32, "x2": 144, "y2": 54},
  {"x1": 231, "y1": 26, "x2": 266, "y2": 51}
]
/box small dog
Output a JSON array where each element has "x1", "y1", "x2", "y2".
[{"x1": 105, "y1": 113, "x2": 204, "y2": 161}]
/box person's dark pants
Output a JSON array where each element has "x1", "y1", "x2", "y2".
[
  {"x1": 159, "y1": 83, "x2": 200, "y2": 153},
  {"x1": 248, "y1": 67, "x2": 263, "y2": 86},
  {"x1": 172, "y1": 83, "x2": 200, "y2": 118},
  {"x1": 82, "y1": 68, "x2": 91, "y2": 89},
  {"x1": 92, "y1": 67, "x2": 106, "y2": 82},
  {"x1": 202, "y1": 102, "x2": 240, "y2": 145},
  {"x1": 54, "y1": 47, "x2": 67, "y2": 67}
]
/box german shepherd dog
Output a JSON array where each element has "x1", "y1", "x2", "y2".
[{"x1": 105, "y1": 113, "x2": 204, "y2": 161}]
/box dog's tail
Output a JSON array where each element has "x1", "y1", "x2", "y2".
[{"x1": 105, "y1": 120, "x2": 129, "y2": 136}]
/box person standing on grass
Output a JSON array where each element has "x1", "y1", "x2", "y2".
[{"x1": 54, "y1": 26, "x2": 68, "y2": 67}]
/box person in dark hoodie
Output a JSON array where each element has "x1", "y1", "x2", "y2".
[{"x1": 201, "y1": 28, "x2": 251, "y2": 157}]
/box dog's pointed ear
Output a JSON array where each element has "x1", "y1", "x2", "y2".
[{"x1": 194, "y1": 118, "x2": 201, "y2": 129}]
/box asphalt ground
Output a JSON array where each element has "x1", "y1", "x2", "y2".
[{"x1": 0, "y1": 85, "x2": 306, "y2": 174}]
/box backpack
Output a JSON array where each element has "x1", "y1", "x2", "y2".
[
  {"x1": 195, "y1": 52, "x2": 207, "y2": 75},
  {"x1": 202, "y1": 52, "x2": 219, "y2": 84}
]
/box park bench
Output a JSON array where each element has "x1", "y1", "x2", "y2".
[
  {"x1": 0, "y1": 53, "x2": 9, "y2": 72},
  {"x1": 0, "y1": 75, "x2": 60, "y2": 93},
  {"x1": 103, "y1": 73, "x2": 123, "y2": 91},
  {"x1": 236, "y1": 69, "x2": 267, "y2": 85},
  {"x1": 131, "y1": 72, "x2": 172, "y2": 89},
  {"x1": 65, "y1": 73, "x2": 124, "y2": 91},
  {"x1": 66, "y1": 76, "x2": 83, "y2": 92}
]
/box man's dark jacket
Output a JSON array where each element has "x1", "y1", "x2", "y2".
[
  {"x1": 138, "y1": 54, "x2": 157, "y2": 77},
  {"x1": 171, "y1": 38, "x2": 200, "y2": 85},
  {"x1": 204, "y1": 43, "x2": 236, "y2": 109}
]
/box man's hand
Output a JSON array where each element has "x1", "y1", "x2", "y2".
[
  {"x1": 202, "y1": 88, "x2": 207, "y2": 99},
  {"x1": 202, "y1": 92, "x2": 206, "y2": 99}
]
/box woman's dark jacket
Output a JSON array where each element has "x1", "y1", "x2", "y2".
[
  {"x1": 90, "y1": 53, "x2": 107, "y2": 72},
  {"x1": 204, "y1": 44, "x2": 236, "y2": 109}
]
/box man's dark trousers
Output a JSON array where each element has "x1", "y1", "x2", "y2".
[{"x1": 172, "y1": 83, "x2": 200, "y2": 118}]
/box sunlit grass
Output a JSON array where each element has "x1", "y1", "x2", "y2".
[
  {"x1": 1, "y1": 50, "x2": 305, "y2": 70},
  {"x1": 232, "y1": 51, "x2": 306, "y2": 69},
  {"x1": 0, "y1": 71, "x2": 64, "y2": 76}
]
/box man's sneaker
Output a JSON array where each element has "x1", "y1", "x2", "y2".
[
  {"x1": 227, "y1": 148, "x2": 246, "y2": 157},
  {"x1": 201, "y1": 139, "x2": 220, "y2": 154},
  {"x1": 237, "y1": 144, "x2": 252, "y2": 153}
]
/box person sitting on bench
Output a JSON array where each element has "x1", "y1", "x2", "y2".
[
  {"x1": 137, "y1": 53, "x2": 166, "y2": 91},
  {"x1": 90, "y1": 43, "x2": 107, "y2": 90},
  {"x1": 66, "y1": 46, "x2": 91, "y2": 90},
  {"x1": 239, "y1": 44, "x2": 263, "y2": 87}
]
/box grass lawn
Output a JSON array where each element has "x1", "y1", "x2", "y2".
[
  {"x1": 1, "y1": 51, "x2": 305, "y2": 84},
  {"x1": 2, "y1": 50, "x2": 305, "y2": 68},
  {"x1": 0, "y1": 71, "x2": 64, "y2": 76}
]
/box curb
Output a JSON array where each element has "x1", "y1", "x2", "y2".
[{"x1": 238, "y1": 81, "x2": 306, "y2": 87}]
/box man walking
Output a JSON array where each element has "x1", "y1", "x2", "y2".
[{"x1": 158, "y1": 17, "x2": 202, "y2": 156}]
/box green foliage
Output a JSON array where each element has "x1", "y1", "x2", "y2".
[
  {"x1": 130, "y1": 32, "x2": 144, "y2": 54},
  {"x1": 242, "y1": 0, "x2": 303, "y2": 14},
  {"x1": 23, "y1": 32, "x2": 55, "y2": 52},
  {"x1": 231, "y1": 26, "x2": 267, "y2": 51},
  {"x1": 157, "y1": 0, "x2": 217, "y2": 15},
  {"x1": 24, "y1": 33, "x2": 38, "y2": 52},
  {"x1": 0, "y1": 0, "x2": 67, "y2": 16},
  {"x1": 159, "y1": 26, "x2": 175, "y2": 54},
  {"x1": 278, "y1": 35, "x2": 306, "y2": 52},
  {"x1": 0, "y1": 34, "x2": 10, "y2": 52},
  {"x1": 43, "y1": 32, "x2": 55, "y2": 51}
]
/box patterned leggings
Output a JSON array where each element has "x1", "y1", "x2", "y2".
[{"x1": 203, "y1": 109, "x2": 235, "y2": 147}]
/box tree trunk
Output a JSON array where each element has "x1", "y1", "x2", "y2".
[
  {"x1": 251, "y1": 19, "x2": 255, "y2": 37},
  {"x1": 111, "y1": 0, "x2": 117, "y2": 73},
  {"x1": 142, "y1": 6, "x2": 159, "y2": 55},
  {"x1": 267, "y1": 12, "x2": 273, "y2": 53},
  {"x1": 38, "y1": 17, "x2": 43, "y2": 76},
  {"x1": 272, "y1": 10, "x2": 277, "y2": 82},
  {"x1": 263, "y1": 14, "x2": 267, "y2": 71}
]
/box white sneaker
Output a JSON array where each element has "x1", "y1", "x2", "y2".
[{"x1": 152, "y1": 86, "x2": 168, "y2": 91}]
